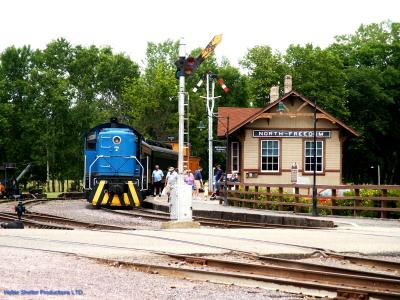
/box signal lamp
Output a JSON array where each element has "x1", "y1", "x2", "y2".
[{"x1": 184, "y1": 56, "x2": 196, "y2": 76}]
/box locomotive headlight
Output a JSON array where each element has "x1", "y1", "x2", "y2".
[{"x1": 113, "y1": 136, "x2": 121, "y2": 144}]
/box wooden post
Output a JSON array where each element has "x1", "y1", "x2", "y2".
[
  {"x1": 279, "y1": 186, "x2": 284, "y2": 211},
  {"x1": 354, "y1": 188, "x2": 360, "y2": 216},
  {"x1": 245, "y1": 185, "x2": 249, "y2": 208},
  {"x1": 331, "y1": 189, "x2": 337, "y2": 216},
  {"x1": 381, "y1": 189, "x2": 388, "y2": 219},
  {"x1": 234, "y1": 184, "x2": 242, "y2": 207},
  {"x1": 266, "y1": 186, "x2": 270, "y2": 210},
  {"x1": 254, "y1": 186, "x2": 259, "y2": 209},
  {"x1": 294, "y1": 186, "x2": 300, "y2": 213}
]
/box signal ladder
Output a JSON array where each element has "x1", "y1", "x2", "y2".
[{"x1": 183, "y1": 92, "x2": 190, "y2": 169}]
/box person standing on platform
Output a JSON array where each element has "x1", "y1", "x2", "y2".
[
  {"x1": 184, "y1": 169, "x2": 195, "y2": 195},
  {"x1": 165, "y1": 167, "x2": 178, "y2": 202},
  {"x1": 193, "y1": 167, "x2": 203, "y2": 200},
  {"x1": 211, "y1": 165, "x2": 223, "y2": 200},
  {"x1": 152, "y1": 165, "x2": 164, "y2": 197}
]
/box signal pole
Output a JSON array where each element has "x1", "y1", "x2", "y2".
[
  {"x1": 171, "y1": 35, "x2": 223, "y2": 223},
  {"x1": 170, "y1": 38, "x2": 193, "y2": 222},
  {"x1": 178, "y1": 39, "x2": 185, "y2": 176}
]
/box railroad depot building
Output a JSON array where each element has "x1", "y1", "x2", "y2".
[{"x1": 217, "y1": 76, "x2": 358, "y2": 186}]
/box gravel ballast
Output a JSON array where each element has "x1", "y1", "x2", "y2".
[
  {"x1": 28, "y1": 200, "x2": 164, "y2": 230},
  {"x1": 0, "y1": 248, "x2": 303, "y2": 300}
]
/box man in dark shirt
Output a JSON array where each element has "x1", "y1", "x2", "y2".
[
  {"x1": 193, "y1": 167, "x2": 203, "y2": 199},
  {"x1": 214, "y1": 165, "x2": 223, "y2": 197}
]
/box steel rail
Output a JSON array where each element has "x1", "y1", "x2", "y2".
[
  {"x1": 0, "y1": 212, "x2": 71, "y2": 229},
  {"x1": 0, "y1": 211, "x2": 135, "y2": 231},
  {"x1": 93, "y1": 257, "x2": 400, "y2": 300},
  {"x1": 163, "y1": 229, "x2": 400, "y2": 274},
  {"x1": 20, "y1": 198, "x2": 136, "y2": 230},
  {"x1": 252, "y1": 254, "x2": 400, "y2": 280},
  {"x1": 167, "y1": 253, "x2": 400, "y2": 290},
  {"x1": 325, "y1": 252, "x2": 400, "y2": 273}
]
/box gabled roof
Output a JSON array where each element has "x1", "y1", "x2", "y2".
[
  {"x1": 217, "y1": 90, "x2": 359, "y2": 137},
  {"x1": 217, "y1": 107, "x2": 260, "y2": 137}
]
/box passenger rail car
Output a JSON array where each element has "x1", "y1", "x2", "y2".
[
  {"x1": 141, "y1": 140, "x2": 179, "y2": 195},
  {"x1": 84, "y1": 118, "x2": 177, "y2": 208}
]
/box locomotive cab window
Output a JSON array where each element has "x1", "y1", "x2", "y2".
[
  {"x1": 86, "y1": 133, "x2": 97, "y2": 150},
  {"x1": 86, "y1": 141, "x2": 96, "y2": 150}
]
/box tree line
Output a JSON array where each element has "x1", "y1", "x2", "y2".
[{"x1": 0, "y1": 21, "x2": 399, "y2": 189}]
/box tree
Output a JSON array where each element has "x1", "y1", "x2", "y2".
[
  {"x1": 284, "y1": 44, "x2": 349, "y2": 121},
  {"x1": 0, "y1": 45, "x2": 40, "y2": 180},
  {"x1": 122, "y1": 40, "x2": 179, "y2": 139},
  {"x1": 240, "y1": 45, "x2": 287, "y2": 107},
  {"x1": 331, "y1": 21, "x2": 400, "y2": 183}
]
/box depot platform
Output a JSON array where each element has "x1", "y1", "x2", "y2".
[{"x1": 144, "y1": 195, "x2": 400, "y2": 229}]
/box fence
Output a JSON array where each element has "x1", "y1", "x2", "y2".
[{"x1": 220, "y1": 183, "x2": 400, "y2": 219}]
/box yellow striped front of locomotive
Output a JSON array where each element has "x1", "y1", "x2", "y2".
[{"x1": 88, "y1": 180, "x2": 142, "y2": 208}]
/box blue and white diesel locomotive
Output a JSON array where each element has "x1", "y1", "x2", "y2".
[{"x1": 84, "y1": 118, "x2": 177, "y2": 208}]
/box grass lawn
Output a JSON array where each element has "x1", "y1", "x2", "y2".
[{"x1": 45, "y1": 192, "x2": 61, "y2": 199}]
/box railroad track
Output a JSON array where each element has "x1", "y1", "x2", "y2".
[
  {"x1": 1, "y1": 198, "x2": 136, "y2": 230},
  {"x1": 5, "y1": 200, "x2": 400, "y2": 292},
  {"x1": 0, "y1": 212, "x2": 70, "y2": 229},
  {"x1": 0, "y1": 211, "x2": 135, "y2": 230},
  {"x1": 1, "y1": 239, "x2": 398, "y2": 300},
  {"x1": 103, "y1": 207, "x2": 322, "y2": 229},
  {"x1": 96, "y1": 255, "x2": 400, "y2": 300},
  {"x1": 12, "y1": 199, "x2": 400, "y2": 274}
]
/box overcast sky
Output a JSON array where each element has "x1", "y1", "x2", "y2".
[{"x1": 1, "y1": 0, "x2": 399, "y2": 67}]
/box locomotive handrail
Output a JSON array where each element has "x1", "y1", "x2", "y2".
[
  {"x1": 88, "y1": 155, "x2": 104, "y2": 189},
  {"x1": 129, "y1": 155, "x2": 144, "y2": 190},
  {"x1": 83, "y1": 155, "x2": 87, "y2": 189},
  {"x1": 87, "y1": 155, "x2": 144, "y2": 190}
]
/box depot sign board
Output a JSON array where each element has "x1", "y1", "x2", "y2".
[
  {"x1": 253, "y1": 130, "x2": 331, "y2": 138},
  {"x1": 214, "y1": 145, "x2": 227, "y2": 153}
]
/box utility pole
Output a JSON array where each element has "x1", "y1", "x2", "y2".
[
  {"x1": 312, "y1": 98, "x2": 318, "y2": 216},
  {"x1": 195, "y1": 72, "x2": 229, "y2": 196},
  {"x1": 224, "y1": 116, "x2": 230, "y2": 206},
  {"x1": 195, "y1": 71, "x2": 229, "y2": 196},
  {"x1": 378, "y1": 165, "x2": 381, "y2": 186}
]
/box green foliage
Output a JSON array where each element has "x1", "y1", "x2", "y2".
[
  {"x1": 240, "y1": 45, "x2": 288, "y2": 107},
  {"x1": 330, "y1": 21, "x2": 400, "y2": 184},
  {"x1": 1, "y1": 20, "x2": 400, "y2": 187},
  {"x1": 0, "y1": 39, "x2": 140, "y2": 185},
  {"x1": 240, "y1": 21, "x2": 400, "y2": 184}
]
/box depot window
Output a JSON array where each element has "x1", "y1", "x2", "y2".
[
  {"x1": 261, "y1": 140, "x2": 279, "y2": 172},
  {"x1": 231, "y1": 142, "x2": 239, "y2": 172},
  {"x1": 304, "y1": 141, "x2": 323, "y2": 172}
]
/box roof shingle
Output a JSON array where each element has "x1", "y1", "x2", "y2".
[{"x1": 217, "y1": 107, "x2": 260, "y2": 137}]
